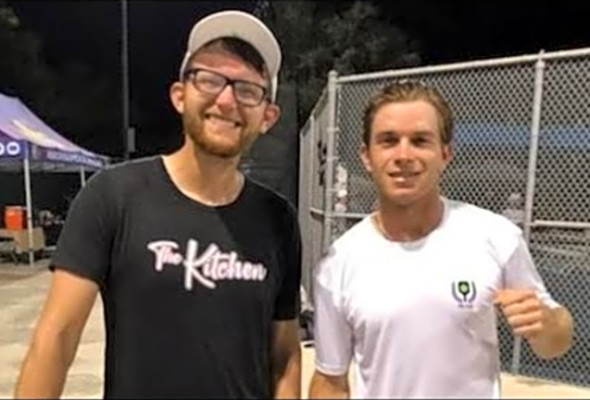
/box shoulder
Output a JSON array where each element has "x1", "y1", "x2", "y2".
[
  {"x1": 313, "y1": 217, "x2": 374, "y2": 285},
  {"x1": 96, "y1": 156, "x2": 161, "y2": 184},
  {"x1": 84, "y1": 156, "x2": 162, "y2": 196},
  {"x1": 245, "y1": 177, "x2": 297, "y2": 220},
  {"x1": 69, "y1": 156, "x2": 163, "y2": 216},
  {"x1": 446, "y1": 199, "x2": 518, "y2": 231},
  {"x1": 331, "y1": 216, "x2": 374, "y2": 255},
  {"x1": 445, "y1": 198, "x2": 523, "y2": 261}
]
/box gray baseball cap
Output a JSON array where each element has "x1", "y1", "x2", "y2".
[{"x1": 179, "y1": 10, "x2": 282, "y2": 102}]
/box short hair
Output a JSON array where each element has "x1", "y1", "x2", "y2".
[{"x1": 362, "y1": 80, "x2": 454, "y2": 146}]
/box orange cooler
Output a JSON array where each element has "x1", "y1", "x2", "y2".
[{"x1": 4, "y1": 206, "x2": 26, "y2": 230}]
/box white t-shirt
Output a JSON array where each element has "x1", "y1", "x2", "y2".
[{"x1": 313, "y1": 198, "x2": 558, "y2": 399}]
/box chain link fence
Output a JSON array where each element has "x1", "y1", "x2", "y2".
[{"x1": 298, "y1": 47, "x2": 590, "y2": 386}]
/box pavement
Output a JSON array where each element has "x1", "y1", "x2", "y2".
[{"x1": 1, "y1": 261, "x2": 590, "y2": 399}]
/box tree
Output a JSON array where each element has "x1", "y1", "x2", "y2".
[
  {"x1": 0, "y1": 2, "x2": 124, "y2": 156},
  {"x1": 44, "y1": 61, "x2": 123, "y2": 155},
  {"x1": 257, "y1": 0, "x2": 421, "y2": 126},
  {"x1": 244, "y1": 1, "x2": 420, "y2": 204},
  {"x1": 0, "y1": 1, "x2": 56, "y2": 110}
]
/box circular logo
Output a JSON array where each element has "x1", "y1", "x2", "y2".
[{"x1": 6, "y1": 141, "x2": 21, "y2": 156}]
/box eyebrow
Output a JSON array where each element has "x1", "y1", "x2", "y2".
[
  {"x1": 412, "y1": 130, "x2": 437, "y2": 138},
  {"x1": 374, "y1": 129, "x2": 436, "y2": 139}
]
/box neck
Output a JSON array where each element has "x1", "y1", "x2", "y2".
[
  {"x1": 375, "y1": 192, "x2": 445, "y2": 242},
  {"x1": 162, "y1": 138, "x2": 244, "y2": 206}
]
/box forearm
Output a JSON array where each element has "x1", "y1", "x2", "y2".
[
  {"x1": 14, "y1": 334, "x2": 75, "y2": 398},
  {"x1": 273, "y1": 346, "x2": 301, "y2": 399},
  {"x1": 529, "y1": 306, "x2": 574, "y2": 359},
  {"x1": 309, "y1": 371, "x2": 349, "y2": 399}
]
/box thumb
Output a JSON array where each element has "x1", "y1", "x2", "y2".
[
  {"x1": 494, "y1": 289, "x2": 534, "y2": 306},
  {"x1": 493, "y1": 289, "x2": 513, "y2": 305}
]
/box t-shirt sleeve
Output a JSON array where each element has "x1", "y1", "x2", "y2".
[
  {"x1": 272, "y1": 204, "x2": 302, "y2": 320},
  {"x1": 503, "y1": 234, "x2": 560, "y2": 309},
  {"x1": 313, "y1": 248, "x2": 353, "y2": 376},
  {"x1": 50, "y1": 170, "x2": 116, "y2": 288}
]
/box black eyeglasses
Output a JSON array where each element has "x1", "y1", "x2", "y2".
[{"x1": 183, "y1": 68, "x2": 268, "y2": 107}]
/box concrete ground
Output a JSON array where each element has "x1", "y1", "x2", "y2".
[{"x1": 2, "y1": 262, "x2": 590, "y2": 399}]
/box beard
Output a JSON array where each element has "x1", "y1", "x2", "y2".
[{"x1": 183, "y1": 112, "x2": 257, "y2": 158}]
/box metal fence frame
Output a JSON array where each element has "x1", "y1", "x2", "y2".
[{"x1": 299, "y1": 47, "x2": 590, "y2": 386}]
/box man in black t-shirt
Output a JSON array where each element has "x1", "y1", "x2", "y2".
[{"x1": 15, "y1": 10, "x2": 302, "y2": 399}]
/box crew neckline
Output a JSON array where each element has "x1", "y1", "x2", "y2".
[
  {"x1": 154, "y1": 155, "x2": 250, "y2": 212},
  {"x1": 368, "y1": 198, "x2": 450, "y2": 249}
]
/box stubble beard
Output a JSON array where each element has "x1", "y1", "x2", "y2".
[{"x1": 184, "y1": 113, "x2": 247, "y2": 159}]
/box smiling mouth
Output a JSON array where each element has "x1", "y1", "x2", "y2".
[
  {"x1": 388, "y1": 171, "x2": 420, "y2": 179},
  {"x1": 205, "y1": 113, "x2": 241, "y2": 128}
]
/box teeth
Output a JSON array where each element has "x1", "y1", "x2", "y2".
[
  {"x1": 206, "y1": 114, "x2": 240, "y2": 128},
  {"x1": 390, "y1": 172, "x2": 418, "y2": 179}
]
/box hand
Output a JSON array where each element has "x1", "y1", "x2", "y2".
[{"x1": 494, "y1": 289, "x2": 549, "y2": 339}]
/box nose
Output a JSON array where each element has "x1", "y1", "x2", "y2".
[
  {"x1": 215, "y1": 84, "x2": 238, "y2": 109},
  {"x1": 395, "y1": 138, "x2": 414, "y2": 162}
]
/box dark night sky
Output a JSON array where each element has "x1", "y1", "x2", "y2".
[
  {"x1": 6, "y1": 1, "x2": 590, "y2": 156},
  {"x1": 7, "y1": 1, "x2": 258, "y2": 155},
  {"x1": 385, "y1": 2, "x2": 590, "y2": 63}
]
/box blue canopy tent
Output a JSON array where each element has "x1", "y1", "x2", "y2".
[{"x1": 0, "y1": 92, "x2": 110, "y2": 265}]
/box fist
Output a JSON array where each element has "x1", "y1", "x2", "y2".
[{"x1": 494, "y1": 289, "x2": 548, "y2": 339}]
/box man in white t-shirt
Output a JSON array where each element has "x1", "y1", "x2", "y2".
[{"x1": 308, "y1": 81, "x2": 574, "y2": 399}]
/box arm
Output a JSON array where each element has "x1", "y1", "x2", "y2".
[
  {"x1": 528, "y1": 304, "x2": 573, "y2": 359},
  {"x1": 271, "y1": 320, "x2": 302, "y2": 399},
  {"x1": 15, "y1": 171, "x2": 114, "y2": 398},
  {"x1": 309, "y1": 248, "x2": 353, "y2": 399},
  {"x1": 271, "y1": 204, "x2": 303, "y2": 398},
  {"x1": 495, "y1": 289, "x2": 573, "y2": 359},
  {"x1": 309, "y1": 370, "x2": 349, "y2": 399},
  {"x1": 496, "y1": 234, "x2": 574, "y2": 359},
  {"x1": 14, "y1": 270, "x2": 99, "y2": 398}
]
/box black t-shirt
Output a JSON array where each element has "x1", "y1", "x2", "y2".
[{"x1": 51, "y1": 156, "x2": 301, "y2": 399}]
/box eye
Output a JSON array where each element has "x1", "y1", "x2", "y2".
[
  {"x1": 376, "y1": 133, "x2": 398, "y2": 146},
  {"x1": 235, "y1": 82, "x2": 265, "y2": 102},
  {"x1": 236, "y1": 85, "x2": 259, "y2": 99},
  {"x1": 412, "y1": 136, "x2": 431, "y2": 146},
  {"x1": 195, "y1": 72, "x2": 225, "y2": 91},
  {"x1": 199, "y1": 77, "x2": 223, "y2": 89}
]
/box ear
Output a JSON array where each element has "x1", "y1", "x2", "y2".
[
  {"x1": 169, "y1": 82, "x2": 185, "y2": 115},
  {"x1": 260, "y1": 103, "x2": 281, "y2": 135},
  {"x1": 441, "y1": 143, "x2": 453, "y2": 168},
  {"x1": 360, "y1": 143, "x2": 373, "y2": 173}
]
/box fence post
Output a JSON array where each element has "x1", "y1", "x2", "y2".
[
  {"x1": 322, "y1": 70, "x2": 339, "y2": 253},
  {"x1": 511, "y1": 49, "x2": 547, "y2": 374},
  {"x1": 298, "y1": 114, "x2": 315, "y2": 297}
]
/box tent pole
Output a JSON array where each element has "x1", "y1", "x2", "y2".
[
  {"x1": 23, "y1": 154, "x2": 34, "y2": 267},
  {"x1": 79, "y1": 166, "x2": 86, "y2": 187}
]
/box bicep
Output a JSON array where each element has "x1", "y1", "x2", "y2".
[
  {"x1": 271, "y1": 319, "x2": 301, "y2": 360},
  {"x1": 273, "y1": 213, "x2": 302, "y2": 320},
  {"x1": 310, "y1": 369, "x2": 349, "y2": 398},
  {"x1": 503, "y1": 237, "x2": 559, "y2": 308},
  {"x1": 313, "y1": 274, "x2": 353, "y2": 375},
  {"x1": 270, "y1": 319, "x2": 302, "y2": 395},
  {"x1": 51, "y1": 172, "x2": 115, "y2": 287},
  {"x1": 34, "y1": 269, "x2": 99, "y2": 343}
]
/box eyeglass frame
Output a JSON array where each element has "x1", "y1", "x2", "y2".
[{"x1": 182, "y1": 68, "x2": 270, "y2": 107}]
